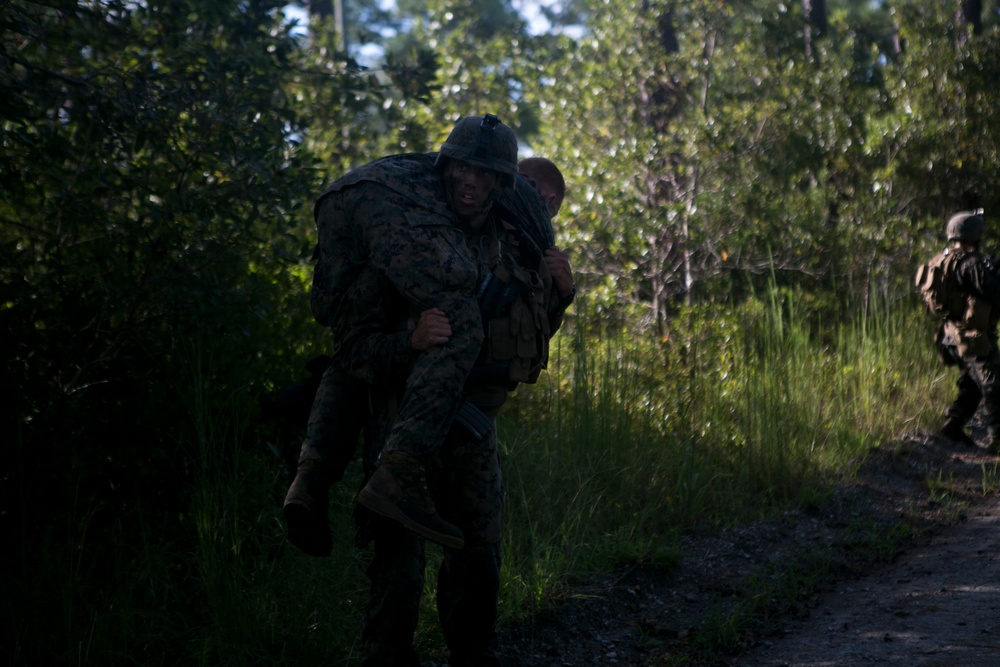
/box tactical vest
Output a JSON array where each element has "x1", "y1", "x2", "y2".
[
  {"x1": 915, "y1": 249, "x2": 965, "y2": 319},
  {"x1": 472, "y1": 217, "x2": 552, "y2": 385},
  {"x1": 919, "y1": 248, "x2": 996, "y2": 357}
]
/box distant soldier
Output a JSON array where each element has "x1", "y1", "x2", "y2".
[{"x1": 916, "y1": 210, "x2": 1000, "y2": 452}]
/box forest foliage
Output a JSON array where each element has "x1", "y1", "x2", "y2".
[{"x1": 3, "y1": 0, "x2": 1000, "y2": 664}]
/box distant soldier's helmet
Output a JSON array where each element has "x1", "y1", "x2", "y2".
[
  {"x1": 435, "y1": 114, "x2": 518, "y2": 189},
  {"x1": 946, "y1": 210, "x2": 985, "y2": 243}
]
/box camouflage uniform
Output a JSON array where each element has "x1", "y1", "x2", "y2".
[
  {"x1": 359, "y1": 176, "x2": 570, "y2": 667},
  {"x1": 287, "y1": 117, "x2": 525, "y2": 556},
  {"x1": 296, "y1": 269, "x2": 414, "y2": 479},
  {"x1": 300, "y1": 153, "x2": 483, "y2": 470},
  {"x1": 359, "y1": 406, "x2": 504, "y2": 667},
  {"x1": 297, "y1": 149, "x2": 561, "y2": 477},
  {"x1": 937, "y1": 248, "x2": 1000, "y2": 443}
]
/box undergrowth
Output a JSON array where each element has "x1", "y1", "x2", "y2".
[{"x1": 5, "y1": 290, "x2": 953, "y2": 665}]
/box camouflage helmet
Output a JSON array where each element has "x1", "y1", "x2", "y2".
[
  {"x1": 946, "y1": 210, "x2": 985, "y2": 243},
  {"x1": 435, "y1": 114, "x2": 518, "y2": 189}
]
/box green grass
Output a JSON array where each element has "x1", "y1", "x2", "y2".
[
  {"x1": 495, "y1": 290, "x2": 942, "y2": 622},
  {"x1": 5, "y1": 289, "x2": 957, "y2": 665}
]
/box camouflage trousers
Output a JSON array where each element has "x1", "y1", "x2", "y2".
[
  {"x1": 311, "y1": 182, "x2": 484, "y2": 460},
  {"x1": 358, "y1": 403, "x2": 505, "y2": 667},
  {"x1": 943, "y1": 343, "x2": 1000, "y2": 440},
  {"x1": 296, "y1": 360, "x2": 365, "y2": 478}
]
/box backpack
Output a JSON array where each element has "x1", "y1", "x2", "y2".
[{"x1": 914, "y1": 249, "x2": 961, "y2": 318}]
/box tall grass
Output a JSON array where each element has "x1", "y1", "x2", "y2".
[
  {"x1": 5, "y1": 340, "x2": 370, "y2": 666},
  {"x1": 7, "y1": 290, "x2": 946, "y2": 664},
  {"x1": 496, "y1": 288, "x2": 942, "y2": 619},
  {"x1": 176, "y1": 342, "x2": 373, "y2": 667}
]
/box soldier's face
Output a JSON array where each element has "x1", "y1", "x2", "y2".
[
  {"x1": 521, "y1": 169, "x2": 560, "y2": 217},
  {"x1": 449, "y1": 160, "x2": 497, "y2": 216}
]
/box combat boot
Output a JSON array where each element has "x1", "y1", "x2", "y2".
[
  {"x1": 283, "y1": 459, "x2": 334, "y2": 557},
  {"x1": 356, "y1": 450, "x2": 464, "y2": 549},
  {"x1": 938, "y1": 419, "x2": 977, "y2": 448}
]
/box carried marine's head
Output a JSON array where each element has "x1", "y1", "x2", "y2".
[
  {"x1": 947, "y1": 210, "x2": 985, "y2": 244},
  {"x1": 436, "y1": 114, "x2": 518, "y2": 191},
  {"x1": 518, "y1": 157, "x2": 566, "y2": 217}
]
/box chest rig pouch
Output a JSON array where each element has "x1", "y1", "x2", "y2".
[
  {"x1": 936, "y1": 250, "x2": 997, "y2": 358},
  {"x1": 473, "y1": 219, "x2": 552, "y2": 384}
]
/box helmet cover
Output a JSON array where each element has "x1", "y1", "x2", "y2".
[
  {"x1": 946, "y1": 210, "x2": 985, "y2": 243},
  {"x1": 435, "y1": 114, "x2": 518, "y2": 188}
]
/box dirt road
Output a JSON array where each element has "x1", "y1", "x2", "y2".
[
  {"x1": 736, "y1": 494, "x2": 1000, "y2": 667},
  {"x1": 497, "y1": 433, "x2": 1000, "y2": 666}
]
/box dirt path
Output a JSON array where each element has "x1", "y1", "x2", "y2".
[
  {"x1": 735, "y1": 494, "x2": 1000, "y2": 667},
  {"x1": 496, "y1": 432, "x2": 1000, "y2": 666}
]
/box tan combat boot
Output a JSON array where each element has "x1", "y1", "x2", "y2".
[
  {"x1": 356, "y1": 450, "x2": 464, "y2": 549},
  {"x1": 283, "y1": 459, "x2": 334, "y2": 557}
]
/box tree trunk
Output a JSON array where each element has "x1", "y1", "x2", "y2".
[
  {"x1": 308, "y1": 0, "x2": 347, "y2": 51},
  {"x1": 802, "y1": 0, "x2": 827, "y2": 60},
  {"x1": 308, "y1": 0, "x2": 332, "y2": 17},
  {"x1": 960, "y1": 0, "x2": 983, "y2": 36}
]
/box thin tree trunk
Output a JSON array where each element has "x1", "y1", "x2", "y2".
[
  {"x1": 960, "y1": 0, "x2": 983, "y2": 36},
  {"x1": 308, "y1": 0, "x2": 332, "y2": 17},
  {"x1": 308, "y1": 0, "x2": 347, "y2": 51},
  {"x1": 802, "y1": 0, "x2": 827, "y2": 60}
]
